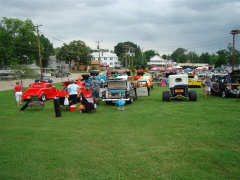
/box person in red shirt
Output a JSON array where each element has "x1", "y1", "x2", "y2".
[{"x1": 14, "y1": 81, "x2": 23, "y2": 106}]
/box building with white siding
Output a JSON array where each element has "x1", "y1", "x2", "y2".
[
  {"x1": 147, "y1": 55, "x2": 175, "y2": 69},
  {"x1": 91, "y1": 51, "x2": 120, "y2": 68}
]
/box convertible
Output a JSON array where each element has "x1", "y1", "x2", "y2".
[{"x1": 22, "y1": 82, "x2": 60, "y2": 101}]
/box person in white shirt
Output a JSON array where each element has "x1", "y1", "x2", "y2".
[{"x1": 67, "y1": 80, "x2": 80, "y2": 105}]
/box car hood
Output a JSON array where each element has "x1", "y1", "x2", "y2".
[{"x1": 107, "y1": 81, "x2": 127, "y2": 89}]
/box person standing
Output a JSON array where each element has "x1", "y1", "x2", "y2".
[
  {"x1": 203, "y1": 76, "x2": 212, "y2": 98},
  {"x1": 90, "y1": 76, "x2": 100, "y2": 105},
  {"x1": 67, "y1": 80, "x2": 80, "y2": 105},
  {"x1": 14, "y1": 81, "x2": 23, "y2": 106}
]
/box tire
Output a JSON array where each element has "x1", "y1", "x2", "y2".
[
  {"x1": 189, "y1": 90, "x2": 197, "y2": 101},
  {"x1": 134, "y1": 88, "x2": 138, "y2": 99},
  {"x1": 41, "y1": 94, "x2": 47, "y2": 101},
  {"x1": 222, "y1": 90, "x2": 228, "y2": 98},
  {"x1": 54, "y1": 98, "x2": 61, "y2": 117},
  {"x1": 162, "y1": 91, "x2": 170, "y2": 101}
]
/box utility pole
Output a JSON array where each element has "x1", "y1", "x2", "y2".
[
  {"x1": 36, "y1": 24, "x2": 43, "y2": 81},
  {"x1": 96, "y1": 41, "x2": 103, "y2": 68},
  {"x1": 230, "y1": 30, "x2": 240, "y2": 72},
  {"x1": 123, "y1": 45, "x2": 129, "y2": 69}
]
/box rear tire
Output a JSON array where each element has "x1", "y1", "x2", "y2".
[
  {"x1": 41, "y1": 94, "x2": 47, "y2": 101},
  {"x1": 189, "y1": 91, "x2": 197, "y2": 101},
  {"x1": 162, "y1": 91, "x2": 170, "y2": 101}
]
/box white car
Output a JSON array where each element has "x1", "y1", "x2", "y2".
[{"x1": 162, "y1": 75, "x2": 197, "y2": 101}]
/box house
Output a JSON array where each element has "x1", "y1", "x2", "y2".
[
  {"x1": 147, "y1": 55, "x2": 175, "y2": 69},
  {"x1": 91, "y1": 51, "x2": 120, "y2": 68},
  {"x1": 49, "y1": 56, "x2": 70, "y2": 72}
]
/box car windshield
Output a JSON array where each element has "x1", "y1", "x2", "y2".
[{"x1": 33, "y1": 84, "x2": 43, "y2": 87}]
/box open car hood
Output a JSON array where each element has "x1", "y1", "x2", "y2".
[{"x1": 107, "y1": 80, "x2": 127, "y2": 89}]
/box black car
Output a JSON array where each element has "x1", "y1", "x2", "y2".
[
  {"x1": 35, "y1": 77, "x2": 53, "y2": 83},
  {"x1": 211, "y1": 70, "x2": 240, "y2": 97}
]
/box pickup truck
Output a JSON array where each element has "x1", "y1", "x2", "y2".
[{"x1": 101, "y1": 79, "x2": 149, "y2": 104}]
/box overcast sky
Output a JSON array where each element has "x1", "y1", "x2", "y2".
[{"x1": 1, "y1": 0, "x2": 240, "y2": 56}]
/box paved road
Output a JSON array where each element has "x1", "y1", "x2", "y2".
[{"x1": 0, "y1": 74, "x2": 80, "y2": 91}]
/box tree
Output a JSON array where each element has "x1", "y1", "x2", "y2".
[
  {"x1": 170, "y1": 48, "x2": 187, "y2": 62},
  {"x1": 199, "y1": 52, "x2": 211, "y2": 63},
  {"x1": 215, "y1": 50, "x2": 228, "y2": 67},
  {"x1": 209, "y1": 53, "x2": 218, "y2": 65},
  {"x1": 143, "y1": 50, "x2": 156, "y2": 61},
  {"x1": 187, "y1": 51, "x2": 199, "y2": 63},
  {"x1": 56, "y1": 40, "x2": 92, "y2": 71},
  {"x1": 39, "y1": 34, "x2": 55, "y2": 67},
  {"x1": 0, "y1": 17, "x2": 38, "y2": 66},
  {"x1": 178, "y1": 54, "x2": 187, "y2": 63},
  {"x1": 10, "y1": 64, "x2": 38, "y2": 87}
]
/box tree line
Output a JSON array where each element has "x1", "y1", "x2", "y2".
[{"x1": 1, "y1": 17, "x2": 239, "y2": 71}]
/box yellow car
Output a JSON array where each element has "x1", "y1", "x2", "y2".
[{"x1": 188, "y1": 75, "x2": 202, "y2": 88}]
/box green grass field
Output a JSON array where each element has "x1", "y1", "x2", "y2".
[{"x1": 0, "y1": 83, "x2": 239, "y2": 180}]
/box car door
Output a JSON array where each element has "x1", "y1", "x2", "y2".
[{"x1": 135, "y1": 85, "x2": 149, "y2": 96}]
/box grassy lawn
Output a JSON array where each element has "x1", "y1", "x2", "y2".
[{"x1": 0, "y1": 83, "x2": 239, "y2": 180}]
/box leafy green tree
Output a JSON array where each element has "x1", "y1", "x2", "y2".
[
  {"x1": 187, "y1": 51, "x2": 199, "y2": 63},
  {"x1": 114, "y1": 41, "x2": 137, "y2": 57},
  {"x1": 209, "y1": 53, "x2": 218, "y2": 65},
  {"x1": 170, "y1": 48, "x2": 187, "y2": 62},
  {"x1": 226, "y1": 43, "x2": 240, "y2": 65},
  {"x1": 56, "y1": 40, "x2": 92, "y2": 71},
  {"x1": 39, "y1": 34, "x2": 55, "y2": 67},
  {"x1": 178, "y1": 54, "x2": 187, "y2": 63},
  {"x1": 0, "y1": 17, "x2": 38, "y2": 65},
  {"x1": 11, "y1": 64, "x2": 38, "y2": 87},
  {"x1": 215, "y1": 50, "x2": 228, "y2": 67},
  {"x1": 199, "y1": 52, "x2": 211, "y2": 63},
  {"x1": 143, "y1": 50, "x2": 156, "y2": 61}
]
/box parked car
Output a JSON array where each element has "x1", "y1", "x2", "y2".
[
  {"x1": 35, "y1": 77, "x2": 53, "y2": 83},
  {"x1": 22, "y1": 82, "x2": 60, "y2": 101},
  {"x1": 211, "y1": 70, "x2": 240, "y2": 98},
  {"x1": 55, "y1": 71, "x2": 69, "y2": 78},
  {"x1": 114, "y1": 65, "x2": 121, "y2": 69},
  {"x1": 136, "y1": 73, "x2": 154, "y2": 89},
  {"x1": 101, "y1": 79, "x2": 149, "y2": 104},
  {"x1": 162, "y1": 74, "x2": 197, "y2": 101},
  {"x1": 188, "y1": 75, "x2": 201, "y2": 88},
  {"x1": 0, "y1": 72, "x2": 16, "y2": 79},
  {"x1": 134, "y1": 79, "x2": 153, "y2": 90}
]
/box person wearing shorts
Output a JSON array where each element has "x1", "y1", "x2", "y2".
[
  {"x1": 203, "y1": 76, "x2": 212, "y2": 98},
  {"x1": 90, "y1": 76, "x2": 100, "y2": 104},
  {"x1": 14, "y1": 81, "x2": 23, "y2": 106}
]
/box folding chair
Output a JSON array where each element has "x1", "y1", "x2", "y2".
[{"x1": 28, "y1": 95, "x2": 44, "y2": 110}]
